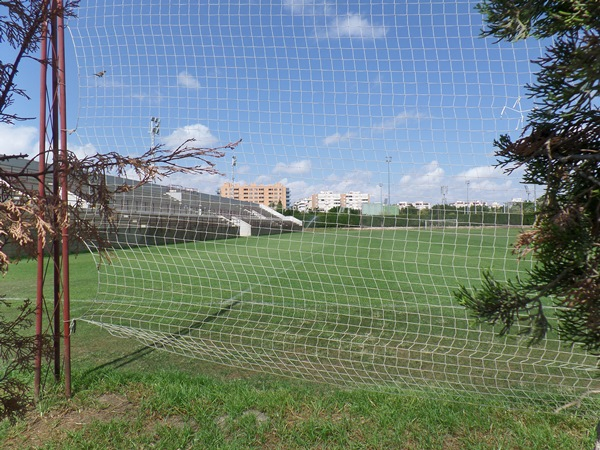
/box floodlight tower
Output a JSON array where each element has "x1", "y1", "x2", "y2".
[
  {"x1": 150, "y1": 116, "x2": 160, "y2": 148},
  {"x1": 385, "y1": 156, "x2": 392, "y2": 204},
  {"x1": 232, "y1": 155, "x2": 237, "y2": 184},
  {"x1": 441, "y1": 186, "x2": 448, "y2": 206}
]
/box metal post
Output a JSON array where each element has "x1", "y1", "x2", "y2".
[
  {"x1": 36, "y1": 0, "x2": 72, "y2": 401},
  {"x1": 441, "y1": 186, "x2": 448, "y2": 222},
  {"x1": 50, "y1": 3, "x2": 61, "y2": 383},
  {"x1": 35, "y1": 19, "x2": 49, "y2": 402},
  {"x1": 385, "y1": 156, "x2": 391, "y2": 205},
  {"x1": 57, "y1": 0, "x2": 72, "y2": 398}
]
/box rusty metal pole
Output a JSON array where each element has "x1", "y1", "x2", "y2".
[
  {"x1": 57, "y1": 0, "x2": 72, "y2": 398},
  {"x1": 35, "y1": 19, "x2": 49, "y2": 403},
  {"x1": 50, "y1": 2, "x2": 61, "y2": 383}
]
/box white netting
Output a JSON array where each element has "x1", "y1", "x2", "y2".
[{"x1": 69, "y1": 0, "x2": 599, "y2": 409}]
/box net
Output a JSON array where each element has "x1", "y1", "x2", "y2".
[{"x1": 69, "y1": 0, "x2": 599, "y2": 409}]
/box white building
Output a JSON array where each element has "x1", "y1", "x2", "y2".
[
  {"x1": 412, "y1": 201, "x2": 431, "y2": 210},
  {"x1": 308, "y1": 191, "x2": 370, "y2": 212},
  {"x1": 452, "y1": 200, "x2": 487, "y2": 208},
  {"x1": 344, "y1": 191, "x2": 370, "y2": 210},
  {"x1": 313, "y1": 191, "x2": 341, "y2": 211},
  {"x1": 293, "y1": 198, "x2": 312, "y2": 212}
]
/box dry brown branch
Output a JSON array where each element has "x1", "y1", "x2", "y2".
[{"x1": 0, "y1": 139, "x2": 236, "y2": 274}]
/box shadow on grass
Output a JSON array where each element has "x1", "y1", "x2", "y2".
[{"x1": 81, "y1": 300, "x2": 241, "y2": 375}]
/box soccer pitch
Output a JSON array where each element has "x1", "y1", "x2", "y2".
[{"x1": 76, "y1": 227, "x2": 600, "y2": 407}]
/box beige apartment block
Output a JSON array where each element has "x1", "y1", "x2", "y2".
[{"x1": 220, "y1": 182, "x2": 289, "y2": 208}]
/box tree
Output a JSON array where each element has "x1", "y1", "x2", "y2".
[
  {"x1": 0, "y1": 298, "x2": 52, "y2": 423},
  {"x1": 456, "y1": 2, "x2": 600, "y2": 351},
  {"x1": 0, "y1": 0, "x2": 77, "y2": 423},
  {"x1": 0, "y1": 0, "x2": 234, "y2": 421},
  {"x1": 0, "y1": 0, "x2": 77, "y2": 125}
]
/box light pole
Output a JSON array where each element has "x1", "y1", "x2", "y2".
[
  {"x1": 466, "y1": 180, "x2": 470, "y2": 214},
  {"x1": 385, "y1": 156, "x2": 392, "y2": 205},
  {"x1": 150, "y1": 116, "x2": 160, "y2": 148},
  {"x1": 378, "y1": 183, "x2": 383, "y2": 206},
  {"x1": 441, "y1": 186, "x2": 448, "y2": 221},
  {"x1": 232, "y1": 155, "x2": 237, "y2": 184}
]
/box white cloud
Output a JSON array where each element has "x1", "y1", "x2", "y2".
[
  {"x1": 399, "y1": 161, "x2": 445, "y2": 187},
  {"x1": 246, "y1": 174, "x2": 270, "y2": 185},
  {"x1": 459, "y1": 165, "x2": 503, "y2": 180},
  {"x1": 177, "y1": 71, "x2": 201, "y2": 89},
  {"x1": 454, "y1": 165, "x2": 527, "y2": 202},
  {"x1": 141, "y1": 157, "x2": 529, "y2": 207},
  {"x1": 282, "y1": 0, "x2": 331, "y2": 16},
  {"x1": 369, "y1": 73, "x2": 388, "y2": 92},
  {"x1": 284, "y1": 169, "x2": 374, "y2": 203},
  {"x1": 155, "y1": 159, "x2": 529, "y2": 207},
  {"x1": 162, "y1": 123, "x2": 218, "y2": 149},
  {"x1": 391, "y1": 162, "x2": 528, "y2": 205},
  {"x1": 273, "y1": 159, "x2": 312, "y2": 175},
  {"x1": 325, "y1": 13, "x2": 387, "y2": 39},
  {"x1": 323, "y1": 131, "x2": 355, "y2": 145},
  {"x1": 70, "y1": 143, "x2": 98, "y2": 160},
  {"x1": 164, "y1": 171, "x2": 225, "y2": 196},
  {"x1": 373, "y1": 111, "x2": 426, "y2": 131},
  {"x1": 234, "y1": 164, "x2": 250, "y2": 175},
  {"x1": 283, "y1": 1, "x2": 384, "y2": 41},
  {"x1": 89, "y1": 75, "x2": 126, "y2": 89},
  {"x1": 0, "y1": 124, "x2": 38, "y2": 156},
  {"x1": 281, "y1": 178, "x2": 310, "y2": 197}
]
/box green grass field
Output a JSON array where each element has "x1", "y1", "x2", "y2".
[
  {"x1": 29, "y1": 227, "x2": 594, "y2": 408},
  {"x1": 2, "y1": 227, "x2": 600, "y2": 448}
]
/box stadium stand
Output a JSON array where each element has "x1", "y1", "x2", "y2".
[{"x1": 1, "y1": 157, "x2": 303, "y2": 251}]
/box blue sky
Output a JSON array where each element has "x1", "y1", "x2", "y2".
[{"x1": 2, "y1": 0, "x2": 545, "y2": 205}]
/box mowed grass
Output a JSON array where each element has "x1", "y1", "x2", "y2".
[
  {"x1": 1, "y1": 227, "x2": 599, "y2": 448},
  {"x1": 72, "y1": 227, "x2": 598, "y2": 404},
  {"x1": 1, "y1": 360, "x2": 596, "y2": 449}
]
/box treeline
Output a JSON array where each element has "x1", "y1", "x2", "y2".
[{"x1": 280, "y1": 204, "x2": 536, "y2": 229}]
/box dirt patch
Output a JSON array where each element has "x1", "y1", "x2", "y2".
[
  {"x1": 2, "y1": 393, "x2": 139, "y2": 449},
  {"x1": 2, "y1": 389, "x2": 202, "y2": 450},
  {"x1": 216, "y1": 408, "x2": 269, "y2": 431}
]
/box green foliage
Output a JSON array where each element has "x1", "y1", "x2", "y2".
[
  {"x1": 457, "y1": 1, "x2": 600, "y2": 352},
  {"x1": 290, "y1": 206, "x2": 534, "y2": 229},
  {"x1": 456, "y1": 270, "x2": 549, "y2": 345},
  {"x1": 0, "y1": 298, "x2": 36, "y2": 423},
  {"x1": 476, "y1": 0, "x2": 598, "y2": 41}
]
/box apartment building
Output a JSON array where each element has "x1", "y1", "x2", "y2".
[
  {"x1": 343, "y1": 191, "x2": 371, "y2": 210},
  {"x1": 301, "y1": 191, "x2": 370, "y2": 212},
  {"x1": 220, "y1": 182, "x2": 290, "y2": 208}
]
